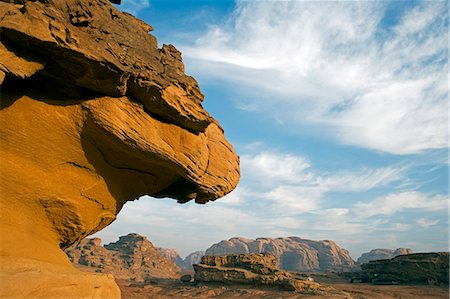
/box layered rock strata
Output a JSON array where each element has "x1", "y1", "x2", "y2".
[
  {"x1": 361, "y1": 252, "x2": 449, "y2": 285},
  {"x1": 205, "y1": 237, "x2": 356, "y2": 272},
  {"x1": 194, "y1": 253, "x2": 330, "y2": 293},
  {"x1": 0, "y1": 0, "x2": 239, "y2": 297},
  {"x1": 66, "y1": 234, "x2": 180, "y2": 281}
]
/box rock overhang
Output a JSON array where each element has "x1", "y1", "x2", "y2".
[{"x1": 0, "y1": 0, "x2": 240, "y2": 205}]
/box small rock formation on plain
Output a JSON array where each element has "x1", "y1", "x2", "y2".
[
  {"x1": 66, "y1": 234, "x2": 180, "y2": 281},
  {"x1": 194, "y1": 253, "x2": 330, "y2": 293},
  {"x1": 0, "y1": 0, "x2": 240, "y2": 297},
  {"x1": 357, "y1": 248, "x2": 413, "y2": 264},
  {"x1": 361, "y1": 252, "x2": 449, "y2": 285},
  {"x1": 205, "y1": 237, "x2": 356, "y2": 272}
]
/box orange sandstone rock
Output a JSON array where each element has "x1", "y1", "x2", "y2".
[{"x1": 0, "y1": 0, "x2": 240, "y2": 297}]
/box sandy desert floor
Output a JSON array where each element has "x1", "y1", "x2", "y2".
[{"x1": 117, "y1": 278, "x2": 449, "y2": 299}]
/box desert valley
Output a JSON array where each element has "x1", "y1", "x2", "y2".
[{"x1": 64, "y1": 233, "x2": 449, "y2": 298}]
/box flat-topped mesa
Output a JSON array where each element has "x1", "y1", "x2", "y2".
[
  {"x1": 200, "y1": 253, "x2": 280, "y2": 274},
  {"x1": 0, "y1": 0, "x2": 240, "y2": 297}
]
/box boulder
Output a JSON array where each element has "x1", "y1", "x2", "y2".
[
  {"x1": 180, "y1": 274, "x2": 193, "y2": 283},
  {"x1": 0, "y1": 0, "x2": 239, "y2": 297}
]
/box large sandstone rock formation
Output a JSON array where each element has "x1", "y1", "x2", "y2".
[
  {"x1": 357, "y1": 248, "x2": 413, "y2": 264},
  {"x1": 66, "y1": 234, "x2": 180, "y2": 281},
  {"x1": 361, "y1": 252, "x2": 449, "y2": 285},
  {"x1": 0, "y1": 0, "x2": 240, "y2": 297},
  {"x1": 194, "y1": 253, "x2": 335, "y2": 294},
  {"x1": 205, "y1": 237, "x2": 356, "y2": 272}
]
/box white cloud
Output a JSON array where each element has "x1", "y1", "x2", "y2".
[
  {"x1": 354, "y1": 191, "x2": 448, "y2": 218},
  {"x1": 116, "y1": 0, "x2": 150, "y2": 16},
  {"x1": 230, "y1": 150, "x2": 407, "y2": 213},
  {"x1": 417, "y1": 218, "x2": 440, "y2": 228},
  {"x1": 241, "y1": 150, "x2": 405, "y2": 190},
  {"x1": 241, "y1": 152, "x2": 311, "y2": 185},
  {"x1": 183, "y1": 1, "x2": 448, "y2": 154}
]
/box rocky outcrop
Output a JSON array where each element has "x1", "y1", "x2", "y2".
[
  {"x1": 0, "y1": 0, "x2": 239, "y2": 297},
  {"x1": 205, "y1": 237, "x2": 356, "y2": 272},
  {"x1": 357, "y1": 248, "x2": 413, "y2": 264},
  {"x1": 194, "y1": 253, "x2": 335, "y2": 294},
  {"x1": 66, "y1": 234, "x2": 180, "y2": 281},
  {"x1": 361, "y1": 252, "x2": 449, "y2": 285}
]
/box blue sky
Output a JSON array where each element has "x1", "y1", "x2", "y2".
[{"x1": 94, "y1": 0, "x2": 449, "y2": 259}]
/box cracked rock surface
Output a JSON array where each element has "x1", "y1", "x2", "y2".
[{"x1": 0, "y1": 0, "x2": 240, "y2": 297}]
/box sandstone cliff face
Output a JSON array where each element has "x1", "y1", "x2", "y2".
[
  {"x1": 0, "y1": 0, "x2": 239, "y2": 297},
  {"x1": 66, "y1": 234, "x2": 180, "y2": 281},
  {"x1": 361, "y1": 252, "x2": 449, "y2": 285},
  {"x1": 205, "y1": 237, "x2": 355, "y2": 272},
  {"x1": 357, "y1": 248, "x2": 413, "y2": 264}
]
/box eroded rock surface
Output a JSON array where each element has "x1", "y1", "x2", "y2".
[
  {"x1": 205, "y1": 237, "x2": 356, "y2": 272},
  {"x1": 194, "y1": 253, "x2": 335, "y2": 294},
  {"x1": 0, "y1": 0, "x2": 239, "y2": 297},
  {"x1": 361, "y1": 252, "x2": 449, "y2": 285},
  {"x1": 357, "y1": 248, "x2": 413, "y2": 264},
  {"x1": 66, "y1": 234, "x2": 180, "y2": 281}
]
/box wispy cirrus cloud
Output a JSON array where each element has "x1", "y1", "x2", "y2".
[
  {"x1": 239, "y1": 150, "x2": 406, "y2": 211},
  {"x1": 354, "y1": 191, "x2": 448, "y2": 218},
  {"x1": 182, "y1": 1, "x2": 448, "y2": 154},
  {"x1": 417, "y1": 218, "x2": 440, "y2": 228}
]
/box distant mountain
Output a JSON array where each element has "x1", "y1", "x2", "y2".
[
  {"x1": 66, "y1": 234, "x2": 180, "y2": 281},
  {"x1": 205, "y1": 237, "x2": 356, "y2": 272},
  {"x1": 357, "y1": 248, "x2": 413, "y2": 264},
  {"x1": 184, "y1": 251, "x2": 205, "y2": 266},
  {"x1": 157, "y1": 247, "x2": 185, "y2": 268},
  {"x1": 157, "y1": 248, "x2": 205, "y2": 269}
]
